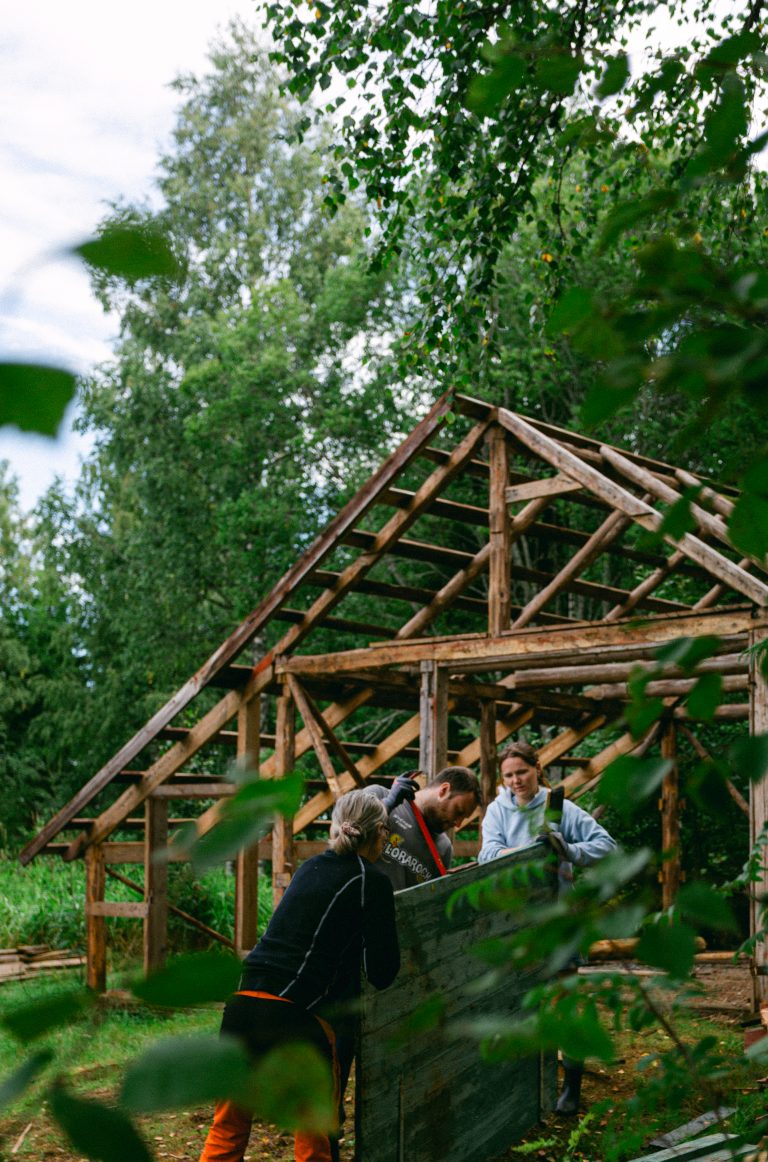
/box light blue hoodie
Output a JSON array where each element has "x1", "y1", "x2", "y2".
[{"x1": 478, "y1": 786, "x2": 616, "y2": 886}]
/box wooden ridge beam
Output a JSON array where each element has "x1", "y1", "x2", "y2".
[{"x1": 497, "y1": 409, "x2": 768, "y2": 606}]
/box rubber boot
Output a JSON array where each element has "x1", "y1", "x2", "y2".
[{"x1": 555, "y1": 1057, "x2": 583, "y2": 1116}]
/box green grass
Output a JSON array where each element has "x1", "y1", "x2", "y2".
[{"x1": 0, "y1": 851, "x2": 274, "y2": 958}]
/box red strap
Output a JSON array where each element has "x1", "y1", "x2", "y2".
[{"x1": 409, "y1": 801, "x2": 448, "y2": 876}]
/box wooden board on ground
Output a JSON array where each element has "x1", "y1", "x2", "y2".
[{"x1": 356, "y1": 846, "x2": 556, "y2": 1162}]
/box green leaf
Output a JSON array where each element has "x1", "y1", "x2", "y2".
[
  {"x1": 654, "y1": 636, "x2": 721, "y2": 675},
  {"x1": 676, "y1": 882, "x2": 737, "y2": 932},
  {"x1": 597, "y1": 755, "x2": 672, "y2": 818},
  {"x1": 539, "y1": 1009, "x2": 614, "y2": 1061},
  {"x1": 466, "y1": 55, "x2": 526, "y2": 117},
  {"x1": 73, "y1": 224, "x2": 181, "y2": 282},
  {"x1": 599, "y1": 190, "x2": 678, "y2": 250},
  {"x1": 131, "y1": 951, "x2": 243, "y2": 1007},
  {"x1": 728, "y1": 734, "x2": 768, "y2": 785},
  {"x1": 625, "y1": 695, "x2": 666, "y2": 739},
  {"x1": 728, "y1": 492, "x2": 768, "y2": 559},
  {"x1": 0, "y1": 1049, "x2": 53, "y2": 1110},
  {"x1": 636, "y1": 920, "x2": 697, "y2": 978},
  {"x1": 245, "y1": 1042, "x2": 335, "y2": 1133},
  {"x1": 596, "y1": 53, "x2": 630, "y2": 98},
  {"x1": 657, "y1": 487, "x2": 701, "y2": 542},
  {"x1": 581, "y1": 380, "x2": 638, "y2": 426},
  {"x1": 700, "y1": 31, "x2": 762, "y2": 70},
  {"x1": 686, "y1": 761, "x2": 733, "y2": 816},
  {"x1": 1, "y1": 989, "x2": 93, "y2": 1044},
  {"x1": 535, "y1": 53, "x2": 584, "y2": 95},
  {"x1": 547, "y1": 287, "x2": 594, "y2": 335},
  {"x1": 704, "y1": 73, "x2": 747, "y2": 154},
  {"x1": 685, "y1": 672, "x2": 723, "y2": 721},
  {"x1": 120, "y1": 1034, "x2": 252, "y2": 1114},
  {"x1": 49, "y1": 1085, "x2": 152, "y2": 1162},
  {"x1": 0, "y1": 363, "x2": 77, "y2": 437},
  {"x1": 180, "y1": 771, "x2": 304, "y2": 873}
]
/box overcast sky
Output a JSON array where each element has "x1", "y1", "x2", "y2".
[{"x1": 1, "y1": 0, "x2": 258, "y2": 512}]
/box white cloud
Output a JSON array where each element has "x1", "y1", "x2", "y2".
[{"x1": 1, "y1": 0, "x2": 259, "y2": 513}]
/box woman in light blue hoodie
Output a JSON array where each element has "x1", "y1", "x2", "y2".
[
  {"x1": 478, "y1": 740, "x2": 616, "y2": 889},
  {"x1": 478, "y1": 739, "x2": 617, "y2": 1117}
]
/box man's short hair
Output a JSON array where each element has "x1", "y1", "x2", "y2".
[{"x1": 429, "y1": 765, "x2": 481, "y2": 805}]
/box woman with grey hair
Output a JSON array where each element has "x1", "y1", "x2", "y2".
[{"x1": 199, "y1": 789, "x2": 399, "y2": 1162}]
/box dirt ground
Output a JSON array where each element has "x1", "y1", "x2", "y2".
[{"x1": 0, "y1": 960, "x2": 759, "y2": 1162}]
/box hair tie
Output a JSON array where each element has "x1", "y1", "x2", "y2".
[{"x1": 340, "y1": 821, "x2": 362, "y2": 838}]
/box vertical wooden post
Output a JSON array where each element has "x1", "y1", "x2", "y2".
[
  {"x1": 749, "y1": 627, "x2": 768, "y2": 1007},
  {"x1": 85, "y1": 844, "x2": 107, "y2": 993},
  {"x1": 272, "y1": 687, "x2": 296, "y2": 908},
  {"x1": 144, "y1": 796, "x2": 169, "y2": 976},
  {"x1": 419, "y1": 660, "x2": 448, "y2": 779},
  {"x1": 659, "y1": 721, "x2": 681, "y2": 910},
  {"x1": 480, "y1": 702, "x2": 498, "y2": 815},
  {"x1": 488, "y1": 427, "x2": 511, "y2": 637},
  {"x1": 235, "y1": 694, "x2": 261, "y2": 956}
]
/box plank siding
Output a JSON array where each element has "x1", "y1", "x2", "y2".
[{"x1": 357, "y1": 847, "x2": 556, "y2": 1162}]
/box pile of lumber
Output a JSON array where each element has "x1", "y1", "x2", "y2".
[{"x1": 0, "y1": 945, "x2": 86, "y2": 984}]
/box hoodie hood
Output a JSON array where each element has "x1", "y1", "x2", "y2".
[{"x1": 496, "y1": 786, "x2": 548, "y2": 812}]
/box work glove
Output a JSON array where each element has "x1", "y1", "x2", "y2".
[
  {"x1": 536, "y1": 828, "x2": 569, "y2": 863},
  {"x1": 383, "y1": 772, "x2": 421, "y2": 813}
]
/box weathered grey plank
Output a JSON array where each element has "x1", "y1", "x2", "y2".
[{"x1": 357, "y1": 846, "x2": 556, "y2": 1162}]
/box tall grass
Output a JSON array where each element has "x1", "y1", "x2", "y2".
[{"x1": 0, "y1": 853, "x2": 274, "y2": 958}]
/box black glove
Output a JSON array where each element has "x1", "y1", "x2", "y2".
[
  {"x1": 537, "y1": 828, "x2": 569, "y2": 862},
  {"x1": 383, "y1": 772, "x2": 420, "y2": 813}
]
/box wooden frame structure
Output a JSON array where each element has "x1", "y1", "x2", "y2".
[{"x1": 20, "y1": 393, "x2": 768, "y2": 1004}]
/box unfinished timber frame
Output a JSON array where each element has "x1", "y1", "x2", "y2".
[{"x1": 21, "y1": 393, "x2": 768, "y2": 1005}]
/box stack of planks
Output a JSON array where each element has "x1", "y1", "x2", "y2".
[{"x1": 0, "y1": 945, "x2": 86, "y2": 984}]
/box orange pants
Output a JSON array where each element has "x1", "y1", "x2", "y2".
[{"x1": 198, "y1": 991, "x2": 340, "y2": 1162}]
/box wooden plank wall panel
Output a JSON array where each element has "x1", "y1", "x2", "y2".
[{"x1": 357, "y1": 848, "x2": 556, "y2": 1162}]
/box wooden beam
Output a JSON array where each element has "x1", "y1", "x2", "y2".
[
  {"x1": 62, "y1": 683, "x2": 251, "y2": 861},
  {"x1": 488, "y1": 426, "x2": 511, "y2": 636},
  {"x1": 87, "y1": 901, "x2": 149, "y2": 919},
  {"x1": 604, "y1": 550, "x2": 686, "y2": 622},
  {"x1": 453, "y1": 707, "x2": 534, "y2": 769},
  {"x1": 584, "y1": 673, "x2": 747, "y2": 700},
  {"x1": 419, "y1": 662, "x2": 448, "y2": 778},
  {"x1": 507, "y1": 653, "x2": 745, "y2": 690},
  {"x1": 85, "y1": 845, "x2": 106, "y2": 993},
  {"x1": 497, "y1": 409, "x2": 768, "y2": 606},
  {"x1": 660, "y1": 721, "x2": 681, "y2": 910},
  {"x1": 505, "y1": 474, "x2": 581, "y2": 503},
  {"x1": 678, "y1": 724, "x2": 748, "y2": 816},
  {"x1": 562, "y1": 726, "x2": 658, "y2": 797},
  {"x1": 272, "y1": 690, "x2": 296, "y2": 906},
  {"x1": 106, "y1": 867, "x2": 234, "y2": 949},
  {"x1": 749, "y1": 626, "x2": 768, "y2": 1008},
  {"x1": 675, "y1": 468, "x2": 735, "y2": 519},
  {"x1": 144, "y1": 797, "x2": 168, "y2": 975},
  {"x1": 272, "y1": 420, "x2": 491, "y2": 659},
  {"x1": 235, "y1": 695, "x2": 261, "y2": 956},
  {"x1": 601, "y1": 445, "x2": 746, "y2": 562},
  {"x1": 479, "y1": 703, "x2": 498, "y2": 812},
  {"x1": 538, "y1": 715, "x2": 609, "y2": 768},
  {"x1": 286, "y1": 674, "x2": 344, "y2": 797},
  {"x1": 276, "y1": 608, "x2": 761, "y2": 677},
  {"x1": 512, "y1": 508, "x2": 631, "y2": 630}
]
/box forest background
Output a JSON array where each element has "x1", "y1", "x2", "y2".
[{"x1": 2, "y1": 1, "x2": 768, "y2": 1157}]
